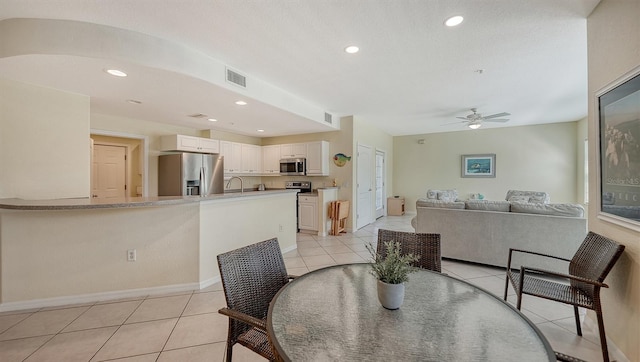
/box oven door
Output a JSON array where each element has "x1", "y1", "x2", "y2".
[{"x1": 280, "y1": 158, "x2": 306, "y2": 175}]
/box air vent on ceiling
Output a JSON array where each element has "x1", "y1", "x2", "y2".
[
  {"x1": 226, "y1": 68, "x2": 247, "y2": 88},
  {"x1": 324, "y1": 112, "x2": 333, "y2": 124},
  {"x1": 187, "y1": 113, "x2": 208, "y2": 119}
]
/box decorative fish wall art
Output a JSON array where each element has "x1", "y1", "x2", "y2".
[{"x1": 333, "y1": 153, "x2": 351, "y2": 167}]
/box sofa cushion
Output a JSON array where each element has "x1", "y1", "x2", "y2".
[
  {"x1": 505, "y1": 190, "x2": 550, "y2": 204},
  {"x1": 510, "y1": 202, "x2": 584, "y2": 217},
  {"x1": 416, "y1": 199, "x2": 465, "y2": 209},
  {"x1": 465, "y1": 200, "x2": 511, "y2": 212}
]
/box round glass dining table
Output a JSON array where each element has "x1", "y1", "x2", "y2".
[{"x1": 267, "y1": 263, "x2": 554, "y2": 361}]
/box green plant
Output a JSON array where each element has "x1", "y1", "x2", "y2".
[{"x1": 366, "y1": 240, "x2": 418, "y2": 284}]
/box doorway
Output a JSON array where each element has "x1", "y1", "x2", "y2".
[
  {"x1": 90, "y1": 131, "x2": 147, "y2": 198},
  {"x1": 356, "y1": 143, "x2": 373, "y2": 230},
  {"x1": 375, "y1": 150, "x2": 386, "y2": 219},
  {"x1": 92, "y1": 144, "x2": 127, "y2": 198}
]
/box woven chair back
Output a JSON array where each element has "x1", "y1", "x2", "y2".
[
  {"x1": 569, "y1": 232, "x2": 625, "y2": 294},
  {"x1": 217, "y1": 238, "x2": 289, "y2": 337},
  {"x1": 377, "y1": 229, "x2": 442, "y2": 272}
]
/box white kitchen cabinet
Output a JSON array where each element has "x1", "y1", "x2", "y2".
[
  {"x1": 298, "y1": 195, "x2": 318, "y2": 231},
  {"x1": 160, "y1": 135, "x2": 220, "y2": 153},
  {"x1": 262, "y1": 145, "x2": 281, "y2": 175},
  {"x1": 306, "y1": 141, "x2": 329, "y2": 176},
  {"x1": 220, "y1": 141, "x2": 242, "y2": 174},
  {"x1": 280, "y1": 143, "x2": 307, "y2": 159},
  {"x1": 241, "y1": 144, "x2": 262, "y2": 174}
]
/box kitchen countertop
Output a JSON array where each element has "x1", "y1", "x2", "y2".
[{"x1": 0, "y1": 189, "x2": 298, "y2": 211}]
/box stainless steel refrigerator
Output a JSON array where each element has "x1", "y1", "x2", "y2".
[{"x1": 158, "y1": 153, "x2": 224, "y2": 196}]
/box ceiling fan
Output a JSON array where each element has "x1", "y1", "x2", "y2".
[{"x1": 451, "y1": 108, "x2": 511, "y2": 129}]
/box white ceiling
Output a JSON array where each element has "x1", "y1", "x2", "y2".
[{"x1": 0, "y1": 0, "x2": 601, "y2": 137}]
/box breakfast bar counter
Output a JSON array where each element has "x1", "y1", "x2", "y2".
[
  {"x1": 0, "y1": 189, "x2": 297, "y2": 210},
  {"x1": 0, "y1": 190, "x2": 298, "y2": 312}
]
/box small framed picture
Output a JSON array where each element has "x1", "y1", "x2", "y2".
[{"x1": 461, "y1": 154, "x2": 496, "y2": 178}]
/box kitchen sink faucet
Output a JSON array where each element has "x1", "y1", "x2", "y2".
[{"x1": 226, "y1": 176, "x2": 244, "y2": 194}]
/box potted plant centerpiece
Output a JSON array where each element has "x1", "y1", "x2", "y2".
[{"x1": 366, "y1": 241, "x2": 418, "y2": 310}]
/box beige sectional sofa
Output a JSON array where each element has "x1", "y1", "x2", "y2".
[{"x1": 412, "y1": 190, "x2": 587, "y2": 272}]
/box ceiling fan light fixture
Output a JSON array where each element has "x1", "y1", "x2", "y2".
[{"x1": 468, "y1": 122, "x2": 482, "y2": 129}]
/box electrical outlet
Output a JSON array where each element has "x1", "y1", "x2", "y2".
[
  {"x1": 127, "y1": 249, "x2": 136, "y2": 262},
  {"x1": 279, "y1": 224, "x2": 283, "y2": 232}
]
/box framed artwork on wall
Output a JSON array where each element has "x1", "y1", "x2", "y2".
[
  {"x1": 461, "y1": 154, "x2": 496, "y2": 178},
  {"x1": 597, "y1": 64, "x2": 640, "y2": 230}
]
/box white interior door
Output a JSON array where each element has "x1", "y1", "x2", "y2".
[
  {"x1": 356, "y1": 144, "x2": 373, "y2": 230},
  {"x1": 375, "y1": 150, "x2": 385, "y2": 219},
  {"x1": 92, "y1": 144, "x2": 126, "y2": 199}
]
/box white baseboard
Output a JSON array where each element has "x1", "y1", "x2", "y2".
[
  {"x1": 0, "y1": 282, "x2": 200, "y2": 313},
  {"x1": 583, "y1": 315, "x2": 629, "y2": 362},
  {"x1": 0, "y1": 244, "x2": 299, "y2": 313}
]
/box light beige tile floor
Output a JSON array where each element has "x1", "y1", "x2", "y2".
[{"x1": 0, "y1": 215, "x2": 606, "y2": 361}]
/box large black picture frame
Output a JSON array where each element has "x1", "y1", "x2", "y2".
[{"x1": 597, "y1": 65, "x2": 640, "y2": 230}]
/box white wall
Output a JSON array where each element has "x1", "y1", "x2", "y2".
[
  {"x1": 394, "y1": 122, "x2": 581, "y2": 212},
  {"x1": 0, "y1": 77, "x2": 90, "y2": 199},
  {"x1": 587, "y1": 0, "x2": 640, "y2": 360}
]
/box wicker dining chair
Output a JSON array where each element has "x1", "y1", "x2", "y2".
[
  {"x1": 504, "y1": 231, "x2": 625, "y2": 362},
  {"x1": 377, "y1": 229, "x2": 441, "y2": 272},
  {"x1": 217, "y1": 238, "x2": 294, "y2": 362}
]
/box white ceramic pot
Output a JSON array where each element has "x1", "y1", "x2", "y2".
[{"x1": 377, "y1": 280, "x2": 405, "y2": 310}]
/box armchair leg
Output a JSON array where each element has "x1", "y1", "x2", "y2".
[
  {"x1": 225, "y1": 342, "x2": 233, "y2": 362},
  {"x1": 503, "y1": 273, "x2": 509, "y2": 301},
  {"x1": 573, "y1": 306, "x2": 582, "y2": 336},
  {"x1": 595, "y1": 303, "x2": 610, "y2": 362}
]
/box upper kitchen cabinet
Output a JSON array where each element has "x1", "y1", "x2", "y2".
[
  {"x1": 262, "y1": 145, "x2": 281, "y2": 175},
  {"x1": 306, "y1": 141, "x2": 329, "y2": 176},
  {"x1": 220, "y1": 141, "x2": 242, "y2": 174},
  {"x1": 160, "y1": 135, "x2": 220, "y2": 154},
  {"x1": 280, "y1": 143, "x2": 307, "y2": 159},
  {"x1": 241, "y1": 144, "x2": 262, "y2": 174}
]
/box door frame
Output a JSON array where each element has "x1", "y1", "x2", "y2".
[
  {"x1": 356, "y1": 143, "x2": 374, "y2": 230},
  {"x1": 375, "y1": 149, "x2": 386, "y2": 219},
  {"x1": 92, "y1": 143, "x2": 128, "y2": 198},
  {"x1": 90, "y1": 129, "x2": 149, "y2": 197}
]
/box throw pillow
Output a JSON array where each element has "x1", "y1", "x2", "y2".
[
  {"x1": 426, "y1": 189, "x2": 439, "y2": 199},
  {"x1": 508, "y1": 195, "x2": 530, "y2": 203},
  {"x1": 437, "y1": 189, "x2": 458, "y2": 202}
]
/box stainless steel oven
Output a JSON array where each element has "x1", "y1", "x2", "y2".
[
  {"x1": 280, "y1": 158, "x2": 306, "y2": 176},
  {"x1": 285, "y1": 181, "x2": 312, "y2": 231}
]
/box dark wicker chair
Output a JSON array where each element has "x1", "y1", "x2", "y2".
[
  {"x1": 217, "y1": 238, "x2": 294, "y2": 361},
  {"x1": 377, "y1": 229, "x2": 441, "y2": 272},
  {"x1": 555, "y1": 351, "x2": 586, "y2": 362},
  {"x1": 504, "y1": 231, "x2": 625, "y2": 362}
]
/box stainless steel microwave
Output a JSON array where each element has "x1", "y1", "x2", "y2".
[{"x1": 280, "y1": 158, "x2": 306, "y2": 175}]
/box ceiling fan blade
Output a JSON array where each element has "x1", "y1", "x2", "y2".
[
  {"x1": 484, "y1": 119, "x2": 509, "y2": 123},
  {"x1": 455, "y1": 117, "x2": 469, "y2": 120},
  {"x1": 482, "y1": 112, "x2": 510, "y2": 120}
]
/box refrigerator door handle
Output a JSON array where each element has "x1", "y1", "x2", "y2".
[{"x1": 200, "y1": 167, "x2": 206, "y2": 197}]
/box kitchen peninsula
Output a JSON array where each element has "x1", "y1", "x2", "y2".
[{"x1": 0, "y1": 190, "x2": 298, "y2": 312}]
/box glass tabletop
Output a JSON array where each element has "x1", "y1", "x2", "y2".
[{"x1": 267, "y1": 263, "x2": 554, "y2": 361}]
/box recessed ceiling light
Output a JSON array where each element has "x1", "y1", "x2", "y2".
[
  {"x1": 344, "y1": 45, "x2": 359, "y2": 54},
  {"x1": 126, "y1": 99, "x2": 142, "y2": 104},
  {"x1": 445, "y1": 15, "x2": 464, "y2": 27},
  {"x1": 235, "y1": 100, "x2": 247, "y2": 106},
  {"x1": 208, "y1": 118, "x2": 217, "y2": 122},
  {"x1": 257, "y1": 129, "x2": 265, "y2": 133},
  {"x1": 105, "y1": 69, "x2": 127, "y2": 77}
]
